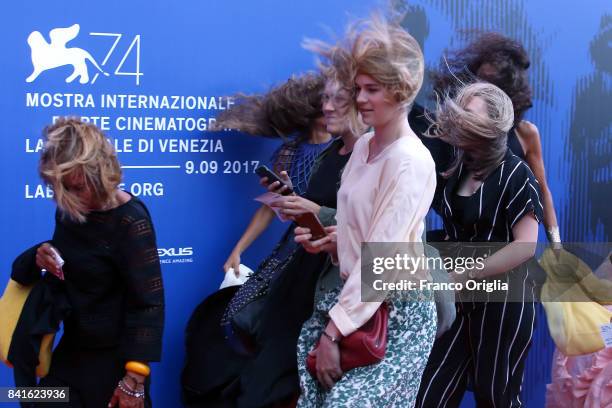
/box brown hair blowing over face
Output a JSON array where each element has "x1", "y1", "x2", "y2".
[
  {"x1": 211, "y1": 73, "x2": 325, "y2": 142},
  {"x1": 429, "y1": 82, "x2": 514, "y2": 180},
  {"x1": 39, "y1": 117, "x2": 122, "y2": 223},
  {"x1": 432, "y1": 32, "x2": 532, "y2": 127}
]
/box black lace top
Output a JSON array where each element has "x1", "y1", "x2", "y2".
[{"x1": 13, "y1": 195, "x2": 165, "y2": 362}]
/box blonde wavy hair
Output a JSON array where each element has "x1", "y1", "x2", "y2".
[
  {"x1": 39, "y1": 117, "x2": 122, "y2": 222},
  {"x1": 429, "y1": 82, "x2": 514, "y2": 180},
  {"x1": 304, "y1": 15, "x2": 424, "y2": 134},
  {"x1": 349, "y1": 15, "x2": 424, "y2": 105}
]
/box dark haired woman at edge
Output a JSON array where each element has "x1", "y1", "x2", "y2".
[{"x1": 432, "y1": 32, "x2": 561, "y2": 245}]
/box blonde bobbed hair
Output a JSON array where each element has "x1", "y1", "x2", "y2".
[{"x1": 39, "y1": 117, "x2": 122, "y2": 222}]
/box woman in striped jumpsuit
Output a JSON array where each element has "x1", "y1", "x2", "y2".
[{"x1": 416, "y1": 82, "x2": 544, "y2": 408}]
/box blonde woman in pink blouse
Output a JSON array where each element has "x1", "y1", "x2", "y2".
[{"x1": 294, "y1": 16, "x2": 437, "y2": 407}]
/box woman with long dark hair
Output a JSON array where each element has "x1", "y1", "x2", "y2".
[
  {"x1": 215, "y1": 74, "x2": 333, "y2": 274},
  {"x1": 183, "y1": 70, "x2": 365, "y2": 407}
]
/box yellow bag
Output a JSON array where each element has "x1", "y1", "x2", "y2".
[
  {"x1": 0, "y1": 279, "x2": 54, "y2": 377},
  {"x1": 540, "y1": 248, "x2": 612, "y2": 356}
]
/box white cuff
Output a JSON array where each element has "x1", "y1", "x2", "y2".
[{"x1": 328, "y1": 303, "x2": 359, "y2": 337}]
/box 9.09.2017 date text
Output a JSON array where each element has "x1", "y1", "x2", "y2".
[{"x1": 184, "y1": 160, "x2": 260, "y2": 175}]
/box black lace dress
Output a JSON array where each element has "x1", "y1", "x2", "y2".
[{"x1": 11, "y1": 196, "x2": 164, "y2": 407}]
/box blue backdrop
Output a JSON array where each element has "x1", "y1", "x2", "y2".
[{"x1": 1, "y1": 0, "x2": 610, "y2": 406}]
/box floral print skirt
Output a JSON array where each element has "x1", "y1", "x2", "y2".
[{"x1": 297, "y1": 287, "x2": 436, "y2": 407}]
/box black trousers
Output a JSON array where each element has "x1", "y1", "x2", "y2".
[
  {"x1": 34, "y1": 337, "x2": 152, "y2": 408},
  {"x1": 416, "y1": 299, "x2": 536, "y2": 408}
]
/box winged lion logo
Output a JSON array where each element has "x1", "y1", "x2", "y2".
[{"x1": 26, "y1": 24, "x2": 109, "y2": 84}]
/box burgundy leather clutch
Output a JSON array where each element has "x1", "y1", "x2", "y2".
[{"x1": 306, "y1": 302, "x2": 388, "y2": 376}]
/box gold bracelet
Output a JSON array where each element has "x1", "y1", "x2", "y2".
[
  {"x1": 322, "y1": 330, "x2": 340, "y2": 344},
  {"x1": 125, "y1": 361, "x2": 150, "y2": 377}
]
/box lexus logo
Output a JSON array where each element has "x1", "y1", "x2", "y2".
[{"x1": 158, "y1": 247, "x2": 193, "y2": 257}]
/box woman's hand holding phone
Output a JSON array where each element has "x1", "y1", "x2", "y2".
[
  {"x1": 260, "y1": 171, "x2": 293, "y2": 195},
  {"x1": 256, "y1": 165, "x2": 294, "y2": 195},
  {"x1": 295, "y1": 225, "x2": 337, "y2": 257}
]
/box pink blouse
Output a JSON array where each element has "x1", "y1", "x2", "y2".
[{"x1": 329, "y1": 131, "x2": 436, "y2": 336}]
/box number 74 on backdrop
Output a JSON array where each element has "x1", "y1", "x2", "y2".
[{"x1": 89, "y1": 32, "x2": 142, "y2": 85}]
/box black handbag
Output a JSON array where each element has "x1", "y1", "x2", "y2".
[{"x1": 221, "y1": 238, "x2": 298, "y2": 355}]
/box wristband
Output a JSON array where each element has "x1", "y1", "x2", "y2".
[
  {"x1": 125, "y1": 361, "x2": 150, "y2": 377},
  {"x1": 546, "y1": 226, "x2": 561, "y2": 244}
]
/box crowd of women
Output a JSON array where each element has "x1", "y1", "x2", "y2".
[{"x1": 7, "y1": 11, "x2": 610, "y2": 408}]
